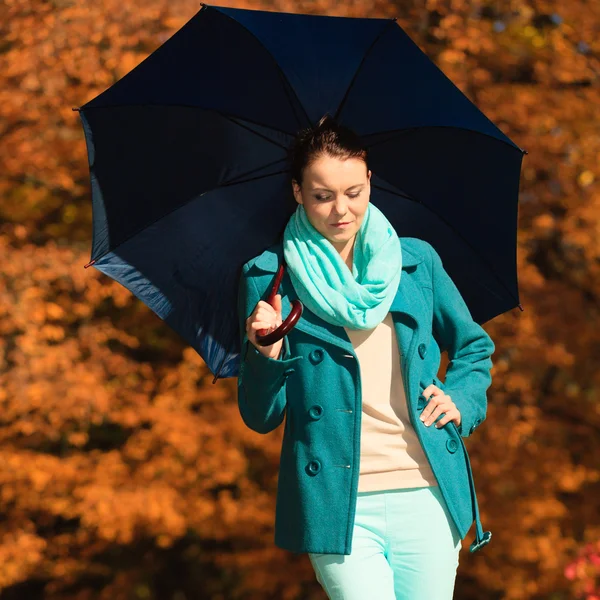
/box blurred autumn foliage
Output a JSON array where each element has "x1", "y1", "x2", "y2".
[{"x1": 0, "y1": 0, "x2": 599, "y2": 598}]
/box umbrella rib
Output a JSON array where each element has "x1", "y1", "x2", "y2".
[
  {"x1": 225, "y1": 115, "x2": 294, "y2": 151},
  {"x1": 221, "y1": 161, "x2": 290, "y2": 187},
  {"x1": 370, "y1": 182, "x2": 417, "y2": 203},
  {"x1": 334, "y1": 19, "x2": 398, "y2": 123},
  {"x1": 80, "y1": 103, "x2": 301, "y2": 140},
  {"x1": 88, "y1": 164, "x2": 292, "y2": 267},
  {"x1": 215, "y1": 8, "x2": 312, "y2": 131},
  {"x1": 363, "y1": 125, "x2": 524, "y2": 155},
  {"x1": 370, "y1": 182, "x2": 520, "y2": 309}
]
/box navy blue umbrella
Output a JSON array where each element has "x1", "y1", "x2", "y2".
[{"x1": 75, "y1": 3, "x2": 525, "y2": 383}]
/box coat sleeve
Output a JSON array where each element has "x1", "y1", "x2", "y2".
[
  {"x1": 236, "y1": 265, "x2": 303, "y2": 434},
  {"x1": 427, "y1": 242, "x2": 495, "y2": 438}
]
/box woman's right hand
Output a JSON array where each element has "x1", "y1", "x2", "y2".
[{"x1": 246, "y1": 294, "x2": 284, "y2": 360}]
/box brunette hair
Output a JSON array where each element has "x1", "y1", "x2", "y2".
[{"x1": 288, "y1": 113, "x2": 369, "y2": 188}]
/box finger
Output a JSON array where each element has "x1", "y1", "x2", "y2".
[
  {"x1": 273, "y1": 294, "x2": 282, "y2": 315},
  {"x1": 435, "y1": 409, "x2": 460, "y2": 428},
  {"x1": 250, "y1": 320, "x2": 277, "y2": 332},
  {"x1": 256, "y1": 305, "x2": 277, "y2": 322},
  {"x1": 247, "y1": 317, "x2": 274, "y2": 330},
  {"x1": 427, "y1": 405, "x2": 458, "y2": 427},
  {"x1": 423, "y1": 384, "x2": 444, "y2": 398},
  {"x1": 421, "y1": 398, "x2": 450, "y2": 423},
  {"x1": 258, "y1": 299, "x2": 278, "y2": 314},
  {"x1": 420, "y1": 394, "x2": 441, "y2": 420},
  {"x1": 434, "y1": 411, "x2": 451, "y2": 427},
  {"x1": 423, "y1": 406, "x2": 445, "y2": 426},
  {"x1": 255, "y1": 302, "x2": 272, "y2": 317}
]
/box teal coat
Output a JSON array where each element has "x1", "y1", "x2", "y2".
[{"x1": 237, "y1": 236, "x2": 495, "y2": 555}]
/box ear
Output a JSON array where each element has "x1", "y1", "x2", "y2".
[{"x1": 291, "y1": 181, "x2": 303, "y2": 204}]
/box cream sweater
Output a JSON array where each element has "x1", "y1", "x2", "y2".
[{"x1": 344, "y1": 312, "x2": 438, "y2": 492}]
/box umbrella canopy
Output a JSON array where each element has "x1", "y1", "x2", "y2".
[{"x1": 76, "y1": 3, "x2": 525, "y2": 382}]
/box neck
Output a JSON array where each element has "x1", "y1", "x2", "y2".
[{"x1": 330, "y1": 236, "x2": 356, "y2": 271}]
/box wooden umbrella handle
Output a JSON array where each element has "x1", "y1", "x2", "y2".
[{"x1": 255, "y1": 262, "x2": 303, "y2": 346}]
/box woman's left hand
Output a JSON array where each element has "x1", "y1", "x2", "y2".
[{"x1": 420, "y1": 384, "x2": 462, "y2": 429}]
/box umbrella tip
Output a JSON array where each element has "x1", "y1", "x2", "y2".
[
  {"x1": 518, "y1": 303, "x2": 524, "y2": 311},
  {"x1": 72, "y1": 107, "x2": 80, "y2": 111},
  {"x1": 84, "y1": 259, "x2": 96, "y2": 269},
  {"x1": 522, "y1": 148, "x2": 528, "y2": 155}
]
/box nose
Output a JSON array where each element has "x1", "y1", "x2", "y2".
[{"x1": 332, "y1": 198, "x2": 349, "y2": 217}]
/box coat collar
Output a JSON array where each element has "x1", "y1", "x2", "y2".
[{"x1": 247, "y1": 238, "x2": 426, "y2": 358}]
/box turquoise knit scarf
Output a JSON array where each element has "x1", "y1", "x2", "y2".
[{"x1": 282, "y1": 202, "x2": 402, "y2": 330}]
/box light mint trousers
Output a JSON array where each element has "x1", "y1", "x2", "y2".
[{"x1": 308, "y1": 485, "x2": 462, "y2": 600}]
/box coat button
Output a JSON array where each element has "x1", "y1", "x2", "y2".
[
  {"x1": 417, "y1": 394, "x2": 426, "y2": 410},
  {"x1": 308, "y1": 404, "x2": 324, "y2": 420},
  {"x1": 418, "y1": 343, "x2": 427, "y2": 358},
  {"x1": 284, "y1": 368, "x2": 295, "y2": 378},
  {"x1": 469, "y1": 417, "x2": 482, "y2": 435},
  {"x1": 306, "y1": 460, "x2": 322, "y2": 475},
  {"x1": 446, "y1": 439, "x2": 458, "y2": 453},
  {"x1": 309, "y1": 349, "x2": 324, "y2": 364}
]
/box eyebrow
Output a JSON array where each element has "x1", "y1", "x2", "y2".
[{"x1": 311, "y1": 184, "x2": 365, "y2": 192}]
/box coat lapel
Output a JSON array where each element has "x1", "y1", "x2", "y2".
[{"x1": 248, "y1": 239, "x2": 426, "y2": 361}]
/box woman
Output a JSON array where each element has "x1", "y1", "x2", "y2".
[{"x1": 237, "y1": 114, "x2": 495, "y2": 600}]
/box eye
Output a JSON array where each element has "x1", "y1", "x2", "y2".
[{"x1": 315, "y1": 192, "x2": 361, "y2": 201}]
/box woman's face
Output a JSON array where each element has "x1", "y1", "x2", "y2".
[{"x1": 292, "y1": 154, "x2": 371, "y2": 253}]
